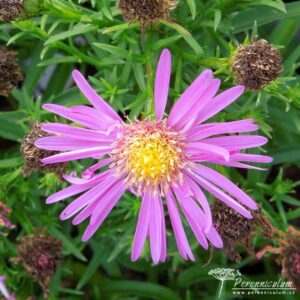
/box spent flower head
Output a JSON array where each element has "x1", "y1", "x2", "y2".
[
  {"x1": 35, "y1": 49, "x2": 272, "y2": 264},
  {"x1": 0, "y1": 0, "x2": 41, "y2": 21},
  {"x1": 232, "y1": 39, "x2": 283, "y2": 91},
  {"x1": 13, "y1": 230, "x2": 62, "y2": 297},
  {"x1": 118, "y1": 0, "x2": 177, "y2": 33},
  {"x1": 20, "y1": 124, "x2": 67, "y2": 177},
  {"x1": 212, "y1": 201, "x2": 273, "y2": 261},
  {"x1": 0, "y1": 46, "x2": 23, "y2": 97},
  {"x1": 257, "y1": 226, "x2": 300, "y2": 290}
]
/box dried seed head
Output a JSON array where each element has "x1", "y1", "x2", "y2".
[
  {"x1": 232, "y1": 39, "x2": 283, "y2": 91},
  {"x1": 0, "y1": 0, "x2": 42, "y2": 21},
  {"x1": 282, "y1": 239, "x2": 300, "y2": 290},
  {"x1": 118, "y1": 0, "x2": 177, "y2": 30},
  {"x1": 0, "y1": 0, "x2": 25, "y2": 22},
  {"x1": 14, "y1": 231, "x2": 62, "y2": 297},
  {"x1": 256, "y1": 227, "x2": 300, "y2": 291},
  {"x1": 0, "y1": 201, "x2": 15, "y2": 236},
  {"x1": 212, "y1": 201, "x2": 273, "y2": 261},
  {"x1": 0, "y1": 46, "x2": 23, "y2": 97},
  {"x1": 212, "y1": 200, "x2": 253, "y2": 241},
  {"x1": 20, "y1": 124, "x2": 67, "y2": 177}
]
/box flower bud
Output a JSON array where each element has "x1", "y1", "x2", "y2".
[
  {"x1": 118, "y1": 0, "x2": 177, "y2": 31},
  {"x1": 22, "y1": 0, "x2": 42, "y2": 17},
  {"x1": 20, "y1": 124, "x2": 67, "y2": 177},
  {"x1": 0, "y1": 46, "x2": 23, "y2": 97},
  {"x1": 232, "y1": 39, "x2": 283, "y2": 91}
]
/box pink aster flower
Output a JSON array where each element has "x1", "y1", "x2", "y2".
[
  {"x1": 0, "y1": 276, "x2": 14, "y2": 300},
  {"x1": 35, "y1": 49, "x2": 272, "y2": 263}
]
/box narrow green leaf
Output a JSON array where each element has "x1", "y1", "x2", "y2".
[{"x1": 45, "y1": 24, "x2": 96, "y2": 45}]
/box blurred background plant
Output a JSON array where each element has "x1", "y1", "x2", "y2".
[{"x1": 0, "y1": 0, "x2": 300, "y2": 299}]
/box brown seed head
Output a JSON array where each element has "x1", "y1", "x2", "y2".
[
  {"x1": 282, "y1": 239, "x2": 300, "y2": 290},
  {"x1": 20, "y1": 124, "x2": 67, "y2": 177},
  {"x1": 232, "y1": 39, "x2": 283, "y2": 91},
  {"x1": 0, "y1": 46, "x2": 23, "y2": 97},
  {"x1": 212, "y1": 201, "x2": 273, "y2": 261},
  {"x1": 118, "y1": 0, "x2": 177, "y2": 29},
  {"x1": 0, "y1": 0, "x2": 26, "y2": 22},
  {"x1": 14, "y1": 231, "x2": 62, "y2": 296}
]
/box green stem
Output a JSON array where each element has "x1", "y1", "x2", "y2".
[{"x1": 218, "y1": 280, "x2": 224, "y2": 298}]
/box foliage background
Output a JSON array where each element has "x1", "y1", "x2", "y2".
[{"x1": 0, "y1": 0, "x2": 300, "y2": 299}]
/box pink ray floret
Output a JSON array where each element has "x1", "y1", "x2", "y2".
[
  {"x1": 0, "y1": 276, "x2": 15, "y2": 300},
  {"x1": 36, "y1": 49, "x2": 272, "y2": 264}
]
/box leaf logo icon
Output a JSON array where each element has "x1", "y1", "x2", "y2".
[{"x1": 208, "y1": 268, "x2": 242, "y2": 298}]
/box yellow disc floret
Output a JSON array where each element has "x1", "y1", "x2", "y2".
[{"x1": 111, "y1": 119, "x2": 186, "y2": 194}]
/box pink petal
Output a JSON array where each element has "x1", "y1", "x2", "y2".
[
  {"x1": 131, "y1": 192, "x2": 151, "y2": 261},
  {"x1": 89, "y1": 178, "x2": 126, "y2": 225},
  {"x1": 175, "y1": 78, "x2": 221, "y2": 130},
  {"x1": 158, "y1": 196, "x2": 167, "y2": 262},
  {"x1": 189, "y1": 171, "x2": 253, "y2": 219},
  {"x1": 82, "y1": 158, "x2": 113, "y2": 178},
  {"x1": 70, "y1": 105, "x2": 118, "y2": 128},
  {"x1": 46, "y1": 173, "x2": 106, "y2": 204},
  {"x1": 149, "y1": 194, "x2": 163, "y2": 264},
  {"x1": 207, "y1": 159, "x2": 268, "y2": 170},
  {"x1": 184, "y1": 176, "x2": 212, "y2": 233},
  {"x1": 186, "y1": 119, "x2": 259, "y2": 141},
  {"x1": 165, "y1": 192, "x2": 195, "y2": 261},
  {"x1": 35, "y1": 136, "x2": 103, "y2": 151},
  {"x1": 173, "y1": 185, "x2": 209, "y2": 249},
  {"x1": 81, "y1": 183, "x2": 126, "y2": 241},
  {"x1": 42, "y1": 104, "x2": 106, "y2": 131},
  {"x1": 187, "y1": 142, "x2": 230, "y2": 161},
  {"x1": 72, "y1": 70, "x2": 122, "y2": 122},
  {"x1": 231, "y1": 153, "x2": 273, "y2": 163},
  {"x1": 0, "y1": 276, "x2": 10, "y2": 299},
  {"x1": 41, "y1": 123, "x2": 115, "y2": 142},
  {"x1": 167, "y1": 69, "x2": 213, "y2": 127},
  {"x1": 202, "y1": 135, "x2": 268, "y2": 150},
  {"x1": 193, "y1": 164, "x2": 257, "y2": 209},
  {"x1": 155, "y1": 49, "x2": 171, "y2": 120},
  {"x1": 60, "y1": 174, "x2": 117, "y2": 221},
  {"x1": 41, "y1": 146, "x2": 112, "y2": 164},
  {"x1": 196, "y1": 85, "x2": 245, "y2": 124},
  {"x1": 205, "y1": 227, "x2": 223, "y2": 248}
]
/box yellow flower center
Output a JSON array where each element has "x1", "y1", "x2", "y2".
[{"x1": 111, "y1": 120, "x2": 186, "y2": 194}]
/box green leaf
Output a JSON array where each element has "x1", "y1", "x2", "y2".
[
  {"x1": 0, "y1": 158, "x2": 23, "y2": 169},
  {"x1": 214, "y1": 10, "x2": 222, "y2": 31},
  {"x1": 160, "y1": 20, "x2": 203, "y2": 54},
  {"x1": 230, "y1": 2, "x2": 300, "y2": 33},
  {"x1": 49, "y1": 227, "x2": 87, "y2": 262},
  {"x1": 76, "y1": 244, "x2": 109, "y2": 290},
  {"x1": 38, "y1": 56, "x2": 79, "y2": 66},
  {"x1": 101, "y1": 281, "x2": 181, "y2": 300},
  {"x1": 93, "y1": 43, "x2": 129, "y2": 58},
  {"x1": 45, "y1": 24, "x2": 96, "y2": 45},
  {"x1": 187, "y1": 0, "x2": 197, "y2": 20}
]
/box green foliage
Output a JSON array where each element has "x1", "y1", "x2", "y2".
[{"x1": 1, "y1": 0, "x2": 300, "y2": 299}]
